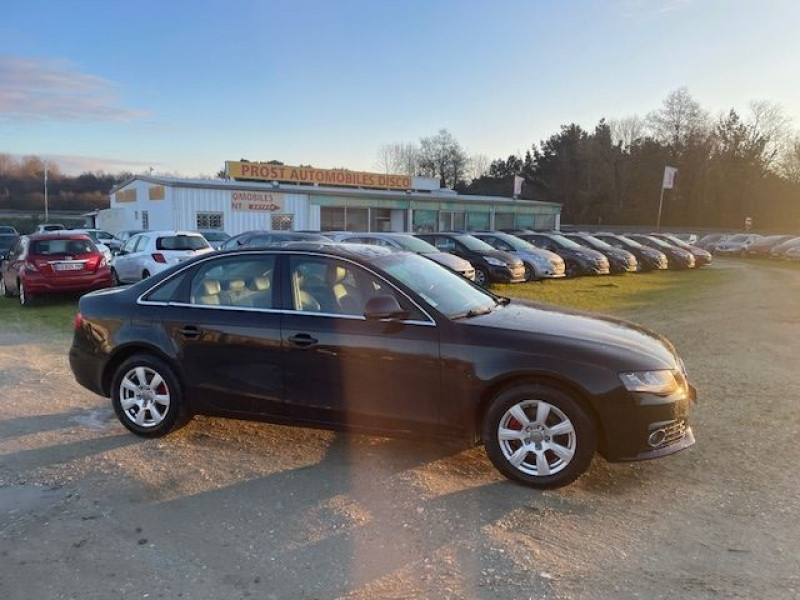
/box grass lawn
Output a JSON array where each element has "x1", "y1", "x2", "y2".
[
  {"x1": 492, "y1": 266, "x2": 730, "y2": 314},
  {"x1": 0, "y1": 294, "x2": 79, "y2": 336}
]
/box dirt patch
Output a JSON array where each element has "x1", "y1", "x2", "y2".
[{"x1": 0, "y1": 260, "x2": 798, "y2": 599}]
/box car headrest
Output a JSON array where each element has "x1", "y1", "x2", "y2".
[
  {"x1": 249, "y1": 276, "x2": 270, "y2": 291},
  {"x1": 202, "y1": 279, "x2": 221, "y2": 295},
  {"x1": 327, "y1": 265, "x2": 348, "y2": 284},
  {"x1": 227, "y1": 279, "x2": 246, "y2": 292}
]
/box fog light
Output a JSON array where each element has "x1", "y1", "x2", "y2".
[{"x1": 648, "y1": 429, "x2": 667, "y2": 447}]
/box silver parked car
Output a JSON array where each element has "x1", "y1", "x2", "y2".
[
  {"x1": 471, "y1": 231, "x2": 566, "y2": 280},
  {"x1": 714, "y1": 233, "x2": 763, "y2": 256},
  {"x1": 329, "y1": 232, "x2": 476, "y2": 281}
]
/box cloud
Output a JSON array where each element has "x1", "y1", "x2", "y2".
[
  {"x1": 0, "y1": 54, "x2": 149, "y2": 122},
  {"x1": 620, "y1": 0, "x2": 692, "y2": 17}
]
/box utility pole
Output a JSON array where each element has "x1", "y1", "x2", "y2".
[{"x1": 44, "y1": 161, "x2": 49, "y2": 223}]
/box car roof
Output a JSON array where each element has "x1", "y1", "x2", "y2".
[
  {"x1": 142, "y1": 230, "x2": 204, "y2": 237},
  {"x1": 27, "y1": 232, "x2": 93, "y2": 241},
  {"x1": 208, "y1": 242, "x2": 397, "y2": 261}
]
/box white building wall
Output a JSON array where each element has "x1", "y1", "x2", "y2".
[
  {"x1": 171, "y1": 187, "x2": 311, "y2": 235},
  {"x1": 109, "y1": 180, "x2": 175, "y2": 232}
]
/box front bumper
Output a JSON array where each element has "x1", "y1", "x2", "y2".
[
  {"x1": 599, "y1": 383, "x2": 697, "y2": 462},
  {"x1": 491, "y1": 264, "x2": 526, "y2": 283}
]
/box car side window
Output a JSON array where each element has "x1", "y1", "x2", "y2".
[
  {"x1": 189, "y1": 255, "x2": 276, "y2": 309},
  {"x1": 134, "y1": 235, "x2": 150, "y2": 253},
  {"x1": 434, "y1": 237, "x2": 457, "y2": 252},
  {"x1": 143, "y1": 274, "x2": 185, "y2": 303},
  {"x1": 122, "y1": 236, "x2": 139, "y2": 254},
  {"x1": 288, "y1": 256, "x2": 424, "y2": 319}
]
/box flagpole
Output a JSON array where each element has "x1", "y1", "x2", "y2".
[{"x1": 656, "y1": 184, "x2": 665, "y2": 232}]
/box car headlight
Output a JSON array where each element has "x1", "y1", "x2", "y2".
[
  {"x1": 619, "y1": 370, "x2": 679, "y2": 394},
  {"x1": 485, "y1": 257, "x2": 505, "y2": 267}
]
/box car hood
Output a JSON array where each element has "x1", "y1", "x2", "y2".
[
  {"x1": 461, "y1": 300, "x2": 678, "y2": 368},
  {"x1": 481, "y1": 249, "x2": 523, "y2": 266},
  {"x1": 426, "y1": 252, "x2": 472, "y2": 271},
  {"x1": 512, "y1": 249, "x2": 563, "y2": 264}
]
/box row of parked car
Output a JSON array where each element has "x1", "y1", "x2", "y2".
[
  {"x1": 0, "y1": 225, "x2": 719, "y2": 307},
  {"x1": 690, "y1": 232, "x2": 800, "y2": 260}
]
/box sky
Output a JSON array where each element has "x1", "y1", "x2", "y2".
[{"x1": 1, "y1": 0, "x2": 799, "y2": 176}]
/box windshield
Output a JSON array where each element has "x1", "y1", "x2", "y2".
[
  {"x1": 494, "y1": 233, "x2": 535, "y2": 251},
  {"x1": 578, "y1": 235, "x2": 613, "y2": 250},
  {"x1": 374, "y1": 253, "x2": 497, "y2": 318},
  {"x1": 547, "y1": 234, "x2": 584, "y2": 250},
  {"x1": 202, "y1": 231, "x2": 230, "y2": 242},
  {"x1": 30, "y1": 238, "x2": 95, "y2": 255},
  {"x1": 661, "y1": 235, "x2": 691, "y2": 248},
  {"x1": 727, "y1": 234, "x2": 750, "y2": 243},
  {"x1": 640, "y1": 236, "x2": 672, "y2": 248},
  {"x1": 156, "y1": 235, "x2": 210, "y2": 251},
  {"x1": 455, "y1": 235, "x2": 496, "y2": 252},
  {"x1": 613, "y1": 235, "x2": 644, "y2": 248},
  {"x1": 0, "y1": 235, "x2": 16, "y2": 250},
  {"x1": 390, "y1": 236, "x2": 438, "y2": 253}
]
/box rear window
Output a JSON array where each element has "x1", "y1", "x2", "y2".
[
  {"x1": 30, "y1": 238, "x2": 95, "y2": 256},
  {"x1": 156, "y1": 235, "x2": 209, "y2": 251}
]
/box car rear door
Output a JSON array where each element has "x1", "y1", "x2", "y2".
[{"x1": 279, "y1": 254, "x2": 441, "y2": 432}]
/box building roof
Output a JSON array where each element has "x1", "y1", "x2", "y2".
[{"x1": 111, "y1": 175, "x2": 562, "y2": 209}]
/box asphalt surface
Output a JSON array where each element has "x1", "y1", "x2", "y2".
[{"x1": 1, "y1": 259, "x2": 798, "y2": 599}]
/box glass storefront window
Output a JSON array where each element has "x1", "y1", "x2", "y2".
[
  {"x1": 320, "y1": 207, "x2": 346, "y2": 231},
  {"x1": 494, "y1": 213, "x2": 515, "y2": 230},
  {"x1": 413, "y1": 210, "x2": 437, "y2": 233},
  {"x1": 515, "y1": 213, "x2": 535, "y2": 230},
  {"x1": 466, "y1": 211, "x2": 490, "y2": 230},
  {"x1": 346, "y1": 207, "x2": 369, "y2": 231},
  {"x1": 371, "y1": 208, "x2": 392, "y2": 232}
]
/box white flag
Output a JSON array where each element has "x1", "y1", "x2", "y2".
[
  {"x1": 662, "y1": 166, "x2": 678, "y2": 189},
  {"x1": 513, "y1": 175, "x2": 524, "y2": 196}
]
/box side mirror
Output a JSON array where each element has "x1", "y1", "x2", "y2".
[{"x1": 364, "y1": 295, "x2": 409, "y2": 321}]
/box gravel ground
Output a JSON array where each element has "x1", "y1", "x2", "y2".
[{"x1": 1, "y1": 260, "x2": 799, "y2": 600}]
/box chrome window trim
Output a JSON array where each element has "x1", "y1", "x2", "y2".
[{"x1": 136, "y1": 249, "x2": 438, "y2": 326}]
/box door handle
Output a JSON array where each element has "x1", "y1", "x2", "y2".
[
  {"x1": 288, "y1": 333, "x2": 318, "y2": 348},
  {"x1": 180, "y1": 326, "x2": 202, "y2": 339}
]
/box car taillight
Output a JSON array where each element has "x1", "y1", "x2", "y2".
[
  {"x1": 152, "y1": 253, "x2": 167, "y2": 263},
  {"x1": 74, "y1": 312, "x2": 83, "y2": 331}
]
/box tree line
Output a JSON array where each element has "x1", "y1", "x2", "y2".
[
  {"x1": 0, "y1": 154, "x2": 125, "y2": 213},
  {"x1": 376, "y1": 88, "x2": 800, "y2": 231}
]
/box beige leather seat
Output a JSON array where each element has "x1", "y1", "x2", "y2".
[
  {"x1": 293, "y1": 270, "x2": 321, "y2": 311},
  {"x1": 327, "y1": 265, "x2": 362, "y2": 315},
  {"x1": 196, "y1": 279, "x2": 221, "y2": 305}
]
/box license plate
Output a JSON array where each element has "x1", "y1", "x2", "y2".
[{"x1": 55, "y1": 263, "x2": 83, "y2": 271}]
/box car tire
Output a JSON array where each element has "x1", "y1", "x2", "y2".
[
  {"x1": 474, "y1": 267, "x2": 490, "y2": 287},
  {"x1": 111, "y1": 268, "x2": 121, "y2": 286},
  {"x1": 523, "y1": 264, "x2": 534, "y2": 281},
  {"x1": 482, "y1": 383, "x2": 597, "y2": 489},
  {"x1": 111, "y1": 354, "x2": 187, "y2": 438},
  {"x1": 565, "y1": 261, "x2": 581, "y2": 278},
  {"x1": 18, "y1": 280, "x2": 33, "y2": 307},
  {"x1": 0, "y1": 277, "x2": 11, "y2": 298},
  {"x1": 142, "y1": 270, "x2": 151, "y2": 281}
]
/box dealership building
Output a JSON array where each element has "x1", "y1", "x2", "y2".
[{"x1": 101, "y1": 162, "x2": 562, "y2": 235}]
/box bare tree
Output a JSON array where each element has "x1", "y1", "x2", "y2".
[
  {"x1": 609, "y1": 115, "x2": 646, "y2": 149},
  {"x1": 467, "y1": 153, "x2": 491, "y2": 180},
  {"x1": 375, "y1": 142, "x2": 419, "y2": 176},
  {"x1": 418, "y1": 129, "x2": 469, "y2": 188},
  {"x1": 746, "y1": 100, "x2": 792, "y2": 170},
  {"x1": 647, "y1": 87, "x2": 709, "y2": 145},
  {"x1": 781, "y1": 135, "x2": 800, "y2": 183}
]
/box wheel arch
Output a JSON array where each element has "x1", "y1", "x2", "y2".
[
  {"x1": 102, "y1": 343, "x2": 185, "y2": 398},
  {"x1": 474, "y1": 372, "x2": 606, "y2": 449}
]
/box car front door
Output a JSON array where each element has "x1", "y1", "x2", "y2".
[
  {"x1": 114, "y1": 235, "x2": 141, "y2": 282},
  {"x1": 280, "y1": 254, "x2": 441, "y2": 433},
  {"x1": 165, "y1": 253, "x2": 284, "y2": 415},
  {"x1": 2, "y1": 238, "x2": 25, "y2": 294}
]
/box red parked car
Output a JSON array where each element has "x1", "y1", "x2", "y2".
[{"x1": 0, "y1": 233, "x2": 112, "y2": 306}]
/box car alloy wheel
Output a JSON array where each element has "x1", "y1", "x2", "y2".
[
  {"x1": 111, "y1": 355, "x2": 186, "y2": 437},
  {"x1": 497, "y1": 400, "x2": 576, "y2": 477},
  {"x1": 483, "y1": 384, "x2": 596, "y2": 488},
  {"x1": 474, "y1": 267, "x2": 489, "y2": 287},
  {"x1": 119, "y1": 366, "x2": 171, "y2": 428}
]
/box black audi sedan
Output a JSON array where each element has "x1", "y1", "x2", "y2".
[
  {"x1": 69, "y1": 244, "x2": 696, "y2": 489},
  {"x1": 415, "y1": 232, "x2": 525, "y2": 286}
]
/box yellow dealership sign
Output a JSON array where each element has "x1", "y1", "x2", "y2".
[{"x1": 226, "y1": 161, "x2": 413, "y2": 190}]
